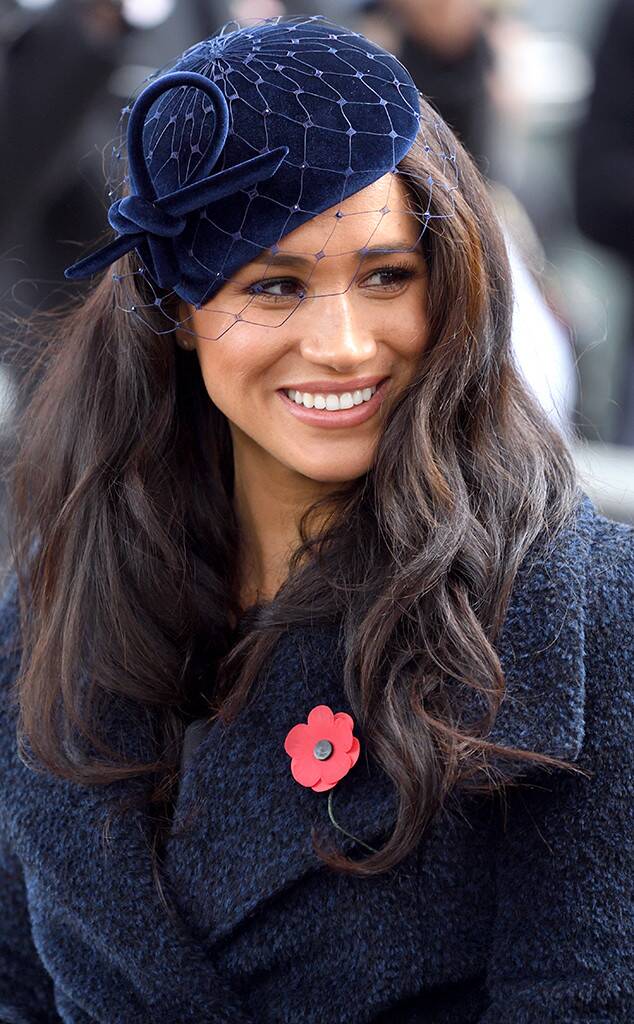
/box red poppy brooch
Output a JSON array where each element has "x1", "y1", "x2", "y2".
[{"x1": 283, "y1": 703, "x2": 378, "y2": 853}]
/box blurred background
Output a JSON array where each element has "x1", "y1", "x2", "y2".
[{"x1": 1, "y1": 0, "x2": 633, "y2": 569}]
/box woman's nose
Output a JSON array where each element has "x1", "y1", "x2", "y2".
[{"x1": 298, "y1": 290, "x2": 379, "y2": 367}]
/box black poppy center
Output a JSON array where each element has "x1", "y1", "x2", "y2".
[{"x1": 313, "y1": 738, "x2": 333, "y2": 760}]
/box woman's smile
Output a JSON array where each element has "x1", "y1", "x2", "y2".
[{"x1": 276, "y1": 377, "x2": 392, "y2": 429}]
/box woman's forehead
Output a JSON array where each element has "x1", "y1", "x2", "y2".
[{"x1": 240, "y1": 173, "x2": 423, "y2": 268}]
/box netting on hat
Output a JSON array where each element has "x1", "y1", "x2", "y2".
[{"x1": 76, "y1": 12, "x2": 459, "y2": 342}]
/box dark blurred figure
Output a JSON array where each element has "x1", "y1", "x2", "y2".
[
  {"x1": 0, "y1": 0, "x2": 232, "y2": 567},
  {"x1": 574, "y1": 0, "x2": 634, "y2": 446},
  {"x1": 0, "y1": 0, "x2": 135, "y2": 321},
  {"x1": 0, "y1": 0, "x2": 135, "y2": 564},
  {"x1": 0, "y1": 0, "x2": 234, "y2": 324}
]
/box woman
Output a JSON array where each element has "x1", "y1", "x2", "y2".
[{"x1": 0, "y1": 13, "x2": 632, "y2": 1024}]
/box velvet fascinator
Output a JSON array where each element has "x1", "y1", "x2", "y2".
[{"x1": 64, "y1": 13, "x2": 447, "y2": 331}]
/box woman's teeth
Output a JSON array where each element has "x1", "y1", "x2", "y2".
[{"x1": 284, "y1": 385, "x2": 377, "y2": 410}]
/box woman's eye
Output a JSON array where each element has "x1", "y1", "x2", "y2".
[
  {"x1": 246, "y1": 263, "x2": 416, "y2": 302},
  {"x1": 364, "y1": 265, "x2": 416, "y2": 290},
  {"x1": 248, "y1": 278, "x2": 306, "y2": 301}
]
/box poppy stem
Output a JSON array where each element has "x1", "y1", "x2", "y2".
[{"x1": 326, "y1": 789, "x2": 379, "y2": 854}]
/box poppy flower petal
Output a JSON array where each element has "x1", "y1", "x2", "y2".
[
  {"x1": 331, "y1": 717, "x2": 354, "y2": 751},
  {"x1": 347, "y1": 735, "x2": 360, "y2": 767},
  {"x1": 290, "y1": 755, "x2": 322, "y2": 788},
  {"x1": 307, "y1": 704, "x2": 335, "y2": 732},
  {"x1": 284, "y1": 722, "x2": 310, "y2": 757},
  {"x1": 312, "y1": 776, "x2": 338, "y2": 792},
  {"x1": 333, "y1": 711, "x2": 355, "y2": 734},
  {"x1": 319, "y1": 750, "x2": 352, "y2": 786}
]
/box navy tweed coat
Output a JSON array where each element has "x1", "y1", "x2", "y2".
[{"x1": 0, "y1": 490, "x2": 632, "y2": 1023}]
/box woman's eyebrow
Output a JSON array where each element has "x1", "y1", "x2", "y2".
[{"x1": 249, "y1": 240, "x2": 423, "y2": 269}]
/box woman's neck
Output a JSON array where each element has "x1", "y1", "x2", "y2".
[{"x1": 230, "y1": 436, "x2": 336, "y2": 605}]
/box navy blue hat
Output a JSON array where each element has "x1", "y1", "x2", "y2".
[{"x1": 63, "y1": 14, "x2": 424, "y2": 309}]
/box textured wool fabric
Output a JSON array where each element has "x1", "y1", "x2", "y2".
[
  {"x1": 0, "y1": 488, "x2": 633, "y2": 1023},
  {"x1": 63, "y1": 14, "x2": 425, "y2": 310}
]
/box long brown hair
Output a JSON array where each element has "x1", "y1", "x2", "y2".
[{"x1": 2, "y1": 100, "x2": 587, "y2": 913}]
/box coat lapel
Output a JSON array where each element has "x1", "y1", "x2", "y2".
[
  {"x1": 163, "y1": 491, "x2": 595, "y2": 947},
  {"x1": 163, "y1": 618, "x2": 401, "y2": 946},
  {"x1": 485, "y1": 491, "x2": 591, "y2": 762}
]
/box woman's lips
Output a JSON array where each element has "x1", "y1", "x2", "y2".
[{"x1": 276, "y1": 378, "x2": 391, "y2": 429}]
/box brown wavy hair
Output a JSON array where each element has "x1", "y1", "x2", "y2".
[{"x1": 2, "y1": 102, "x2": 588, "y2": 920}]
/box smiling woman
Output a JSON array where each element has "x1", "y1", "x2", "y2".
[
  {"x1": 173, "y1": 172, "x2": 430, "y2": 560},
  {"x1": 0, "y1": 11, "x2": 632, "y2": 1024}
]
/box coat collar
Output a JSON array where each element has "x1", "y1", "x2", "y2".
[{"x1": 162, "y1": 490, "x2": 595, "y2": 948}]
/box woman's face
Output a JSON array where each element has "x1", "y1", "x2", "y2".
[{"x1": 177, "y1": 172, "x2": 429, "y2": 485}]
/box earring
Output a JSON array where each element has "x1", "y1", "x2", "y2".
[{"x1": 175, "y1": 332, "x2": 193, "y2": 351}]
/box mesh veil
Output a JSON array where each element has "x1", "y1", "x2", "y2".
[{"x1": 64, "y1": 13, "x2": 459, "y2": 343}]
